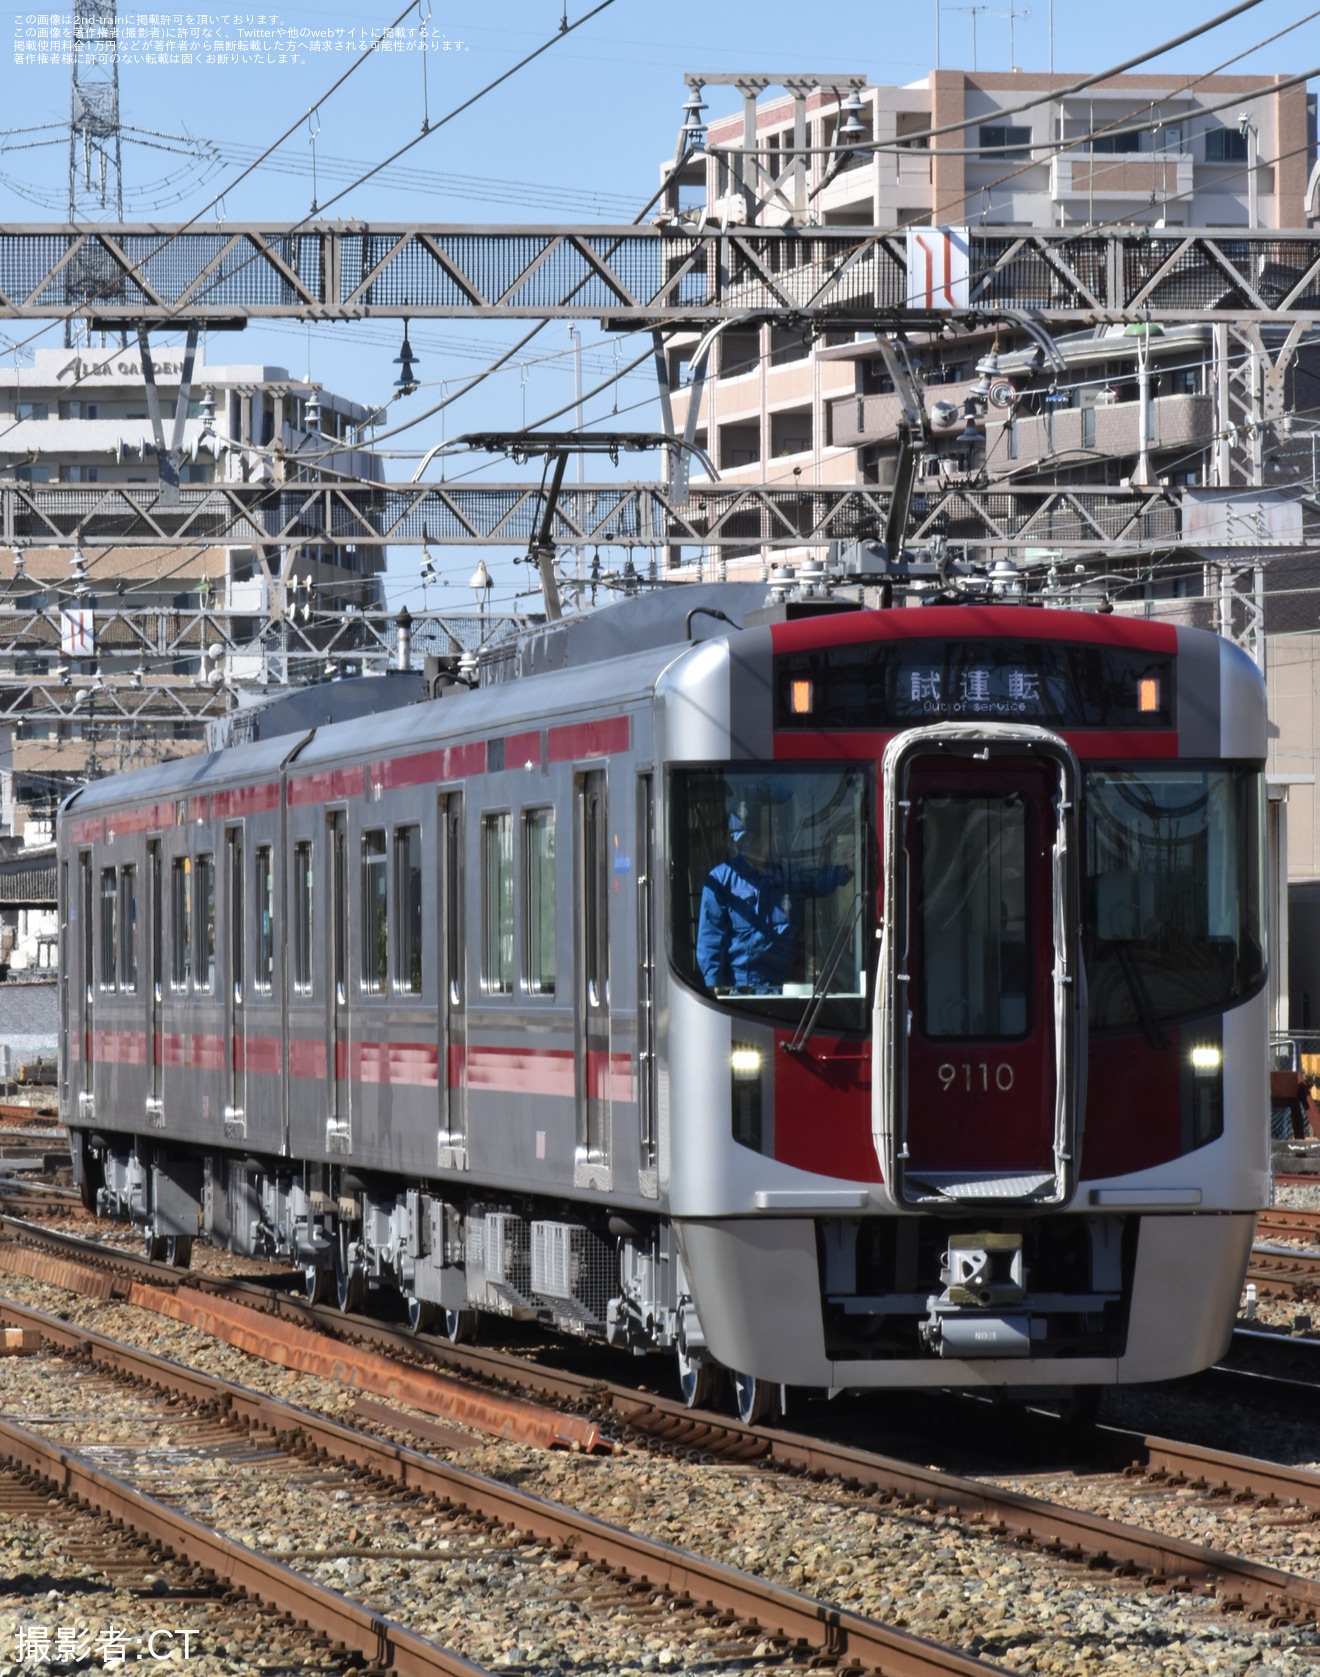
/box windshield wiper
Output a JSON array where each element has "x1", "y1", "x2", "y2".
[
  {"x1": 1111, "y1": 941, "x2": 1167, "y2": 1051},
  {"x1": 782, "y1": 890, "x2": 863, "y2": 1057}
]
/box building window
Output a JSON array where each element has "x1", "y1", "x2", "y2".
[
  {"x1": 118, "y1": 866, "x2": 137, "y2": 993},
  {"x1": 1091, "y1": 130, "x2": 1143, "y2": 154},
  {"x1": 99, "y1": 867, "x2": 117, "y2": 991},
  {"x1": 393, "y1": 825, "x2": 423, "y2": 994},
  {"x1": 771, "y1": 408, "x2": 812, "y2": 457},
  {"x1": 293, "y1": 840, "x2": 314, "y2": 994},
  {"x1": 523, "y1": 808, "x2": 556, "y2": 996},
  {"x1": 15, "y1": 402, "x2": 48, "y2": 422},
  {"x1": 979, "y1": 125, "x2": 1032, "y2": 159},
  {"x1": 170, "y1": 856, "x2": 191, "y2": 990},
  {"x1": 482, "y1": 812, "x2": 514, "y2": 995},
  {"x1": 720, "y1": 329, "x2": 761, "y2": 378},
  {"x1": 769, "y1": 326, "x2": 810, "y2": 366},
  {"x1": 361, "y1": 830, "x2": 387, "y2": 994},
  {"x1": 1081, "y1": 406, "x2": 1096, "y2": 450},
  {"x1": 1205, "y1": 127, "x2": 1248, "y2": 163},
  {"x1": 193, "y1": 854, "x2": 215, "y2": 993},
  {"x1": 255, "y1": 846, "x2": 274, "y2": 993}
]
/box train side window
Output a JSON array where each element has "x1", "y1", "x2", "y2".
[
  {"x1": 361, "y1": 830, "x2": 387, "y2": 995},
  {"x1": 170, "y1": 857, "x2": 192, "y2": 990},
  {"x1": 227, "y1": 831, "x2": 244, "y2": 1002},
  {"x1": 392, "y1": 825, "x2": 423, "y2": 994},
  {"x1": 293, "y1": 841, "x2": 314, "y2": 995},
  {"x1": 194, "y1": 854, "x2": 216, "y2": 993},
  {"x1": 99, "y1": 867, "x2": 117, "y2": 991},
  {"x1": 522, "y1": 807, "x2": 555, "y2": 996},
  {"x1": 118, "y1": 865, "x2": 137, "y2": 994},
  {"x1": 255, "y1": 846, "x2": 275, "y2": 994},
  {"x1": 481, "y1": 811, "x2": 514, "y2": 995}
]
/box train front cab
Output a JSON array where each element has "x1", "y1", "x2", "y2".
[{"x1": 663, "y1": 610, "x2": 1269, "y2": 1397}]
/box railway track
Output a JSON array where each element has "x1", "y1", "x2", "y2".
[
  {"x1": 6, "y1": 1216, "x2": 1320, "y2": 1651},
  {"x1": 0, "y1": 1296, "x2": 999, "y2": 1677},
  {"x1": 0, "y1": 1455, "x2": 371, "y2": 1676}
]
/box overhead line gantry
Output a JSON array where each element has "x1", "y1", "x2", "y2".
[{"x1": 4, "y1": 222, "x2": 1320, "y2": 325}]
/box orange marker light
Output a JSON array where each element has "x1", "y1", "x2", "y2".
[
  {"x1": 790, "y1": 679, "x2": 814, "y2": 715},
  {"x1": 1138, "y1": 677, "x2": 1160, "y2": 714}
]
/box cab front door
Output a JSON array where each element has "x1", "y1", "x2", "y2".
[{"x1": 877, "y1": 725, "x2": 1083, "y2": 1208}]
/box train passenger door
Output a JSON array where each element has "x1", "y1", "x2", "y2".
[
  {"x1": 876, "y1": 728, "x2": 1083, "y2": 1208},
  {"x1": 146, "y1": 840, "x2": 163, "y2": 1125},
  {"x1": 575, "y1": 771, "x2": 611, "y2": 1182},
  {"x1": 78, "y1": 851, "x2": 94, "y2": 1120},
  {"x1": 224, "y1": 827, "x2": 246, "y2": 1131},
  {"x1": 59, "y1": 861, "x2": 68, "y2": 1112},
  {"x1": 438, "y1": 792, "x2": 467, "y2": 1169},
  {"x1": 327, "y1": 811, "x2": 351, "y2": 1147},
  {"x1": 636, "y1": 774, "x2": 656, "y2": 1183}
]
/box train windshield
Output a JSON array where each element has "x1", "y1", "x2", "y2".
[
  {"x1": 1082, "y1": 765, "x2": 1265, "y2": 1032},
  {"x1": 669, "y1": 766, "x2": 869, "y2": 1023}
]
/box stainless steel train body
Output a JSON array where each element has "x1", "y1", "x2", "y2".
[{"x1": 58, "y1": 587, "x2": 1268, "y2": 1410}]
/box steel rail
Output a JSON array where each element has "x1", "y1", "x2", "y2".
[
  {"x1": 1246, "y1": 1246, "x2": 1320, "y2": 1295},
  {"x1": 1255, "y1": 1209, "x2": 1320, "y2": 1242},
  {"x1": 0, "y1": 1414, "x2": 494, "y2": 1677},
  {"x1": 1134, "y1": 1434, "x2": 1320, "y2": 1512},
  {"x1": 0, "y1": 1297, "x2": 997, "y2": 1677},
  {"x1": 4, "y1": 223, "x2": 1320, "y2": 325}
]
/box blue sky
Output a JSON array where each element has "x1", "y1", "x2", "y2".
[{"x1": 2, "y1": 0, "x2": 1316, "y2": 608}]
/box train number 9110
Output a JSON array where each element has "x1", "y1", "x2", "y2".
[{"x1": 938, "y1": 1062, "x2": 1015, "y2": 1093}]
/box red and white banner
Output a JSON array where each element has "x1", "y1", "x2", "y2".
[
  {"x1": 60, "y1": 609, "x2": 94, "y2": 657},
  {"x1": 906, "y1": 225, "x2": 970, "y2": 310}
]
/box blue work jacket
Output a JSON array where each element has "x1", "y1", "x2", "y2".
[{"x1": 696, "y1": 854, "x2": 851, "y2": 992}]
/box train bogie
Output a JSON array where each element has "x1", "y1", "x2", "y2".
[{"x1": 61, "y1": 585, "x2": 1269, "y2": 1400}]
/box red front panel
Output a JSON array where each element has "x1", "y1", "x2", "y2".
[{"x1": 773, "y1": 1032, "x2": 878, "y2": 1180}]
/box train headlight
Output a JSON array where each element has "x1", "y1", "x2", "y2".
[
  {"x1": 730, "y1": 1043, "x2": 763, "y2": 1151},
  {"x1": 1190, "y1": 1045, "x2": 1222, "y2": 1075},
  {"x1": 789, "y1": 679, "x2": 813, "y2": 716},
  {"x1": 1138, "y1": 677, "x2": 1160, "y2": 713},
  {"x1": 731, "y1": 1046, "x2": 762, "y2": 1078}
]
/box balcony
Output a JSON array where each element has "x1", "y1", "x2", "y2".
[
  {"x1": 828, "y1": 390, "x2": 1214, "y2": 475},
  {"x1": 1050, "y1": 150, "x2": 1194, "y2": 204}
]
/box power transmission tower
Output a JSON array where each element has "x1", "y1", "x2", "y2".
[{"x1": 66, "y1": 0, "x2": 124, "y2": 347}]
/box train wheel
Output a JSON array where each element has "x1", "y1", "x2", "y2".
[
  {"x1": 407, "y1": 1295, "x2": 439, "y2": 1335},
  {"x1": 144, "y1": 1231, "x2": 167, "y2": 1262},
  {"x1": 441, "y1": 1306, "x2": 477, "y2": 1344},
  {"x1": 731, "y1": 1370, "x2": 777, "y2": 1427},
  {"x1": 76, "y1": 1134, "x2": 103, "y2": 1215},
  {"x1": 164, "y1": 1235, "x2": 192, "y2": 1269},
  {"x1": 303, "y1": 1262, "x2": 332, "y2": 1305},
  {"x1": 676, "y1": 1345, "x2": 719, "y2": 1410},
  {"x1": 334, "y1": 1224, "x2": 366, "y2": 1315}
]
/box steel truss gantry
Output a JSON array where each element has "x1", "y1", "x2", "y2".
[
  {"x1": 0, "y1": 602, "x2": 506, "y2": 730},
  {"x1": 0, "y1": 477, "x2": 1185, "y2": 552},
  {"x1": 5, "y1": 223, "x2": 1320, "y2": 324}
]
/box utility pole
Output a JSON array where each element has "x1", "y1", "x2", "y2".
[
  {"x1": 568, "y1": 324, "x2": 584, "y2": 585},
  {"x1": 66, "y1": 0, "x2": 124, "y2": 348}
]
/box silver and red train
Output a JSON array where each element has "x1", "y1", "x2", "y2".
[{"x1": 59, "y1": 585, "x2": 1267, "y2": 1418}]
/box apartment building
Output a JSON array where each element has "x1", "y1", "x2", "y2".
[
  {"x1": 0, "y1": 347, "x2": 388, "y2": 818},
  {"x1": 661, "y1": 69, "x2": 1317, "y2": 510}
]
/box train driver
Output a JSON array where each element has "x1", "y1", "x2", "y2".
[{"x1": 696, "y1": 799, "x2": 852, "y2": 994}]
